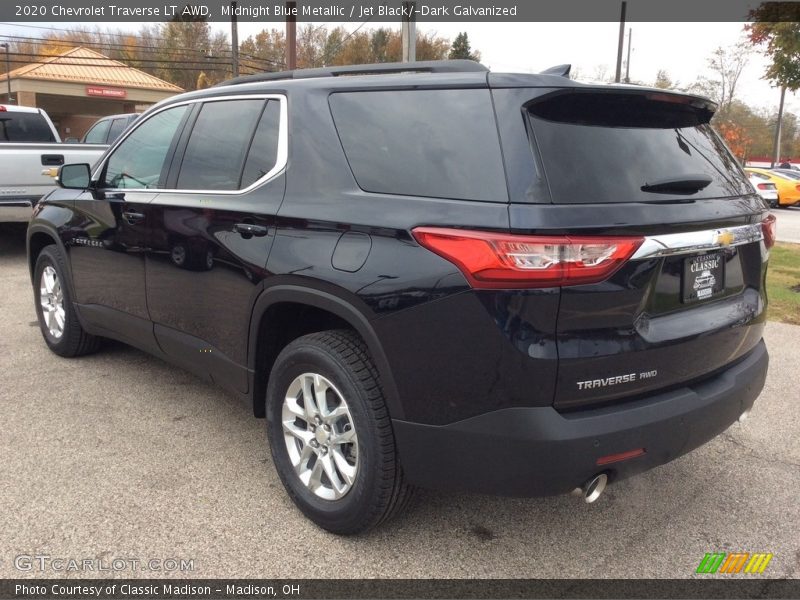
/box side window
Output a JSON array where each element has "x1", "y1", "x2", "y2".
[
  {"x1": 329, "y1": 89, "x2": 507, "y2": 202},
  {"x1": 83, "y1": 119, "x2": 111, "y2": 144},
  {"x1": 240, "y1": 100, "x2": 281, "y2": 188},
  {"x1": 176, "y1": 99, "x2": 265, "y2": 191},
  {"x1": 102, "y1": 105, "x2": 188, "y2": 189},
  {"x1": 106, "y1": 118, "x2": 128, "y2": 143}
]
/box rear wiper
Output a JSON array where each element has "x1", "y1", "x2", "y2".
[{"x1": 641, "y1": 174, "x2": 712, "y2": 194}]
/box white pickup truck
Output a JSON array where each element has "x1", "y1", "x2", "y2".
[{"x1": 0, "y1": 104, "x2": 108, "y2": 222}]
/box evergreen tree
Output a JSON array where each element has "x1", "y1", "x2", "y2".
[{"x1": 449, "y1": 32, "x2": 479, "y2": 61}]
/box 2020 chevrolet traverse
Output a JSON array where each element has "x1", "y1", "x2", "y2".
[{"x1": 27, "y1": 60, "x2": 773, "y2": 534}]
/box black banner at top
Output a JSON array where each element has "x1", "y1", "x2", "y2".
[{"x1": 4, "y1": 0, "x2": 800, "y2": 22}]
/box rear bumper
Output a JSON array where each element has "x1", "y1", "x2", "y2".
[
  {"x1": 0, "y1": 197, "x2": 38, "y2": 222},
  {"x1": 393, "y1": 339, "x2": 768, "y2": 496}
]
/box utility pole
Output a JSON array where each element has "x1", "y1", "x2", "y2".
[
  {"x1": 624, "y1": 28, "x2": 632, "y2": 83},
  {"x1": 286, "y1": 1, "x2": 297, "y2": 70},
  {"x1": 402, "y1": 1, "x2": 416, "y2": 62},
  {"x1": 230, "y1": 1, "x2": 239, "y2": 77},
  {"x1": 771, "y1": 85, "x2": 787, "y2": 168},
  {"x1": 614, "y1": 1, "x2": 626, "y2": 83},
  {"x1": 1, "y1": 43, "x2": 12, "y2": 104}
]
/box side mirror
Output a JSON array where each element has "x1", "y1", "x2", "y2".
[{"x1": 58, "y1": 163, "x2": 92, "y2": 189}]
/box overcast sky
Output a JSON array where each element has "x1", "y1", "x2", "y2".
[
  {"x1": 230, "y1": 20, "x2": 796, "y2": 114},
  {"x1": 2, "y1": 20, "x2": 796, "y2": 114}
]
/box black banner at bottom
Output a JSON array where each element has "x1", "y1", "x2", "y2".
[{"x1": 1, "y1": 579, "x2": 800, "y2": 599}]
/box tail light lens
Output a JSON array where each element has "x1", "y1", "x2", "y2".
[
  {"x1": 412, "y1": 227, "x2": 644, "y2": 289},
  {"x1": 762, "y1": 214, "x2": 777, "y2": 249},
  {"x1": 757, "y1": 183, "x2": 772, "y2": 190}
]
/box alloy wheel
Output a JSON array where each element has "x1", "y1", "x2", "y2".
[
  {"x1": 281, "y1": 373, "x2": 359, "y2": 500},
  {"x1": 39, "y1": 265, "x2": 65, "y2": 339}
]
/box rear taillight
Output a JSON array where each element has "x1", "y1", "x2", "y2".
[
  {"x1": 762, "y1": 214, "x2": 777, "y2": 249},
  {"x1": 412, "y1": 227, "x2": 644, "y2": 289},
  {"x1": 757, "y1": 183, "x2": 772, "y2": 190}
]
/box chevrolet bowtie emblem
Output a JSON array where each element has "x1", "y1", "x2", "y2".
[{"x1": 716, "y1": 231, "x2": 735, "y2": 246}]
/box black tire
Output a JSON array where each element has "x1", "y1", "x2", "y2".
[
  {"x1": 266, "y1": 330, "x2": 413, "y2": 535},
  {"x1": 33, "y1": 245, "x2": 101, "y2": 357}
]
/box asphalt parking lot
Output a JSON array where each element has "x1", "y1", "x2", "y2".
[{"x1": 1, "y1": 222, "x2": 799, "y2": 580}]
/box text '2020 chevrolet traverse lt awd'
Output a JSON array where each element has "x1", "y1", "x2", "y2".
[{"x1": 27, "y1": 60, "x2": 773, "y2": 534}]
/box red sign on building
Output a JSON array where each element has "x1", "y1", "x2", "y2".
[{"x1": 86, "y1": 86, "x2": 127, "y2": 99}]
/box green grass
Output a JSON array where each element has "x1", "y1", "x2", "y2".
[{"x1": 767, "y1": 242, "x2": 800, "y2": 325}]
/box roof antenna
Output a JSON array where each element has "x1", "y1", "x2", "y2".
[{"x1": 540, "y1": 64, "x2": 571, "y2": 78}]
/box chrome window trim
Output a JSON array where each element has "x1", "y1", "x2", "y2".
[
  {"x1": 631, "y1": 223, "x2": 764, "y2": 260},
  {"x1": 91, "y1": 94, "x2": 288, "y2": 196}
]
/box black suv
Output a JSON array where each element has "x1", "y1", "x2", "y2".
[{"x1": 27, "y1": 60, "x2": 773, "y2": 534}]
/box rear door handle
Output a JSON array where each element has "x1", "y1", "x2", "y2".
[
  {"x1": 233, "y1": 223, "x2": 268, "y2": 237},
  {"x1": 122, "y1": 210, "x2": 145, "y2": 224}
]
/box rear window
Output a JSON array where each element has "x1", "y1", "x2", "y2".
[
  {"x1": 528, "y1": 91, "x2": 752, "y2": 203},
  {"x1": 0, "y1": 111, "x2": 56, "y2": 142},
  {"x1": 329, "y1": 89, "x2": 507, "y2": 202}
]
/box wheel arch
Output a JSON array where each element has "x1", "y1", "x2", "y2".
[
  {"x1": 26, "y1": 224, "x2": 76, "y2": 299},
  {"x1": 248, "y1": 285, "x2": 403, "y2": 421}
]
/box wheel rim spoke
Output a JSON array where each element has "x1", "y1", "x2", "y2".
[
  {"x1": 331, "y1": 447, "x2": 356, "y2": 486},
  {"x1": 282, "y1": 419, "x2": 313, "y2": 444},
  {"x1": 331, "y1": 427, "x2": 356, "y2": 445},
  {"x1": 281, "y1": 372, "x2": 359, "y2": 501},
  {"x1": 313, "y1": 375, "x2": 330, "y2": 416}
]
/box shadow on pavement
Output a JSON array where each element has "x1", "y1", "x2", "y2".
[{"x1": 0, "y1": 223, "x2": 28, "y2": 259}]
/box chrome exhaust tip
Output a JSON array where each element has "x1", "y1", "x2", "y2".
[{"x1": 581, "y1": 473, "x2": 608, "y2": 504}]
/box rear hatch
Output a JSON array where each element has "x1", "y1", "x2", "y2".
[{"x1": 500, "y1": 86, "x2": 772, "y2": 410}]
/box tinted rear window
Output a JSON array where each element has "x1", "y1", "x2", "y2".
[
  {"x1": 0, "y1": 111, "x2": 56, "y2": 142},
  {"x1": 528, "y1": 92, "x2": 751, "y2": 203},
  {"x1": 329, "y1": 89, "x2": 507, "y2": 202}
]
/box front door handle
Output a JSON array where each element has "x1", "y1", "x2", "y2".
[
  {"x1": 122, "y1": 210, "x2": 145, "y2": 224},
  {"x1": 233, "y1": 223, "x2": 268, "y2": 238}
]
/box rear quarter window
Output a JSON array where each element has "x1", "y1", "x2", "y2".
[
  {"x1": 0, "y1": 111, "x2": 56, "y2": 142},
  {"x1": 527, "y1": 91, "x2": 752, "y2": 204},
  {"x1": 329, "y1": 89, "x2": 507, "y2": 202}
]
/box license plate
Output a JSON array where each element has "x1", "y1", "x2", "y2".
[{"x1": 682, "y1": 252, "x2": 725, "y2": 303}]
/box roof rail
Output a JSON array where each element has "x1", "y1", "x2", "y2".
[
  {"x1": 540, "y1": 64, "x2": 571, "y2": 78},
  {"x1": 216, "y1": 59, "x2": 488, "y2": 87}
]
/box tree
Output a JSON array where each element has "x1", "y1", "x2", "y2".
[
  {"x1": 688, "y1": 43, "x2": 750, "y2": 112},
  {"x1": 653, "y1": 69, "x2": 674, "y2": 89},
  {"x1": 747, "y1": 13, "x2": 800, "y2": 164},
  {"x1": 748, "y1": 14, "x2": 800, "y2": 91},
  {"x1": 239, "y1": 28, "x2": 286, "y2": 71},
  {"x1": 448, "y1": 32, "x2": 480, "y2": 61},
  {"x1": 370, "y1": 28, "x2": 391, "y2": 63}
]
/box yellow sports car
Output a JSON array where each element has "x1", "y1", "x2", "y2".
[{"x1": 745, "y1": 167, "x2": 800, "y2": 207}]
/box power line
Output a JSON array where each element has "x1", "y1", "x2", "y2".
[
  {"x1": 320, "y1": 18, "x2": 375, "y2": 66},
  {"x1": 4, "y1": 49, "x2": 257, "y2": 69},
  {"x1": 2, "y1": 32, "x2": 282, "y2": 66},
  {"x1": 0, "y1": 58, "x2": 262, "y2": 74}
]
